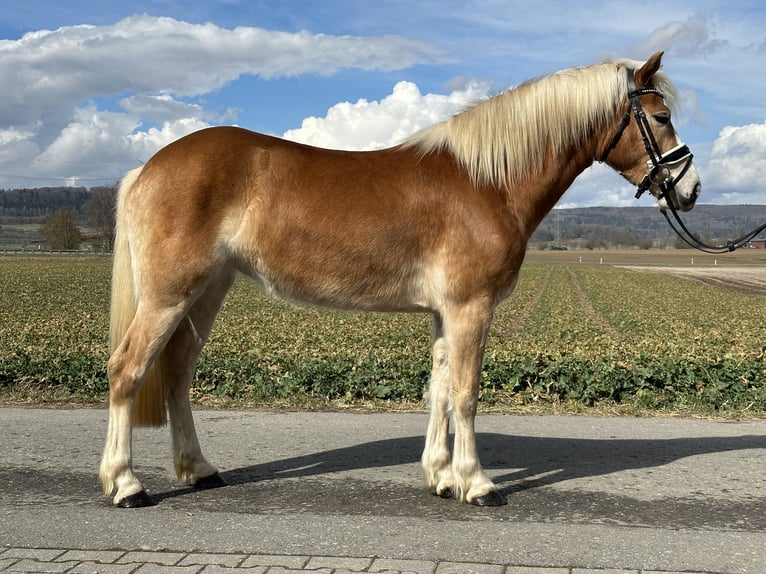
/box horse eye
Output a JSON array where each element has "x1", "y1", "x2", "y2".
[{"x1": 653, "y1": 112, "x2": 670, "y2": 125}]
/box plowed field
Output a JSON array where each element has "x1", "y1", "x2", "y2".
[{"x1": 621, "y1": 266, "x2": 766, "y2": 296}]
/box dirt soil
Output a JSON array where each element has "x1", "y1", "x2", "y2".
[
  {"x1": 620, "y1": 265, "x2": 766, "y2": 296},
  {"x1": 524, "y1": 248, "x2": 766, "y2": 297}
]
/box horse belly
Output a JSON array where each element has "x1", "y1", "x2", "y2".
[
  {"x1": 248, "y1": 259, "x2": 432, "y2": 312},
  {"x1": 235, "y1": 229, "x2": 435, "y2": 313}
]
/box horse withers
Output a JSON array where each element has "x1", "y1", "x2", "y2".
[{"x1": 100, "y1": 51, "x2": 700, "y2": 508}]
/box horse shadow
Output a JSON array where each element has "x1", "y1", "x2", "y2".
[{"x1": 151, "y1": 430, "x2": 766, "y2": 503}]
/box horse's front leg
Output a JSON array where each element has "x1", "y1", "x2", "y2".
[{"x1": 447, "y1": 302, "x2": 506, "y2": 506}]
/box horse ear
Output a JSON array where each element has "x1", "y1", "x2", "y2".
[{"x1": 634, "y1": 51, "x2": 664, "y2": 88}]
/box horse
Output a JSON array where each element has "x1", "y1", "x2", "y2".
[{"x1": 99, "y1": 51, "x2": 701, "y2": 508}]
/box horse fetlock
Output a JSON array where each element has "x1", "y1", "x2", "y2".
[
  {"x1": 174, "y1": 456, "x2": 218, "y2": 485},
  {"x1": 112, "y1": 477, "x2": 148, "y2": 507},
  {"x1": 99, "y1": 473, "x2": 115, "y2": 497},
  {"x1": 424, "y1": 469, "x2": 455, "y2": 499},
  {"x1": 98, "y1": 463, "x2": 114, "y2": 496},
  {"x1": 98, "y1": 454, "x2": 130, "y2": 496},
  {"x1": 451, "y1": 461, "x2": 497, "y2": 504},
  {"x1": 421, "y1": 449, "x2": 451, "y2": 492}
]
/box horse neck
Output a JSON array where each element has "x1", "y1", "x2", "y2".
[{"x1": 505, "y1": 134, "x2": 602, "y2": 239}]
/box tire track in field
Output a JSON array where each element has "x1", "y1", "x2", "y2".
[
  {"x1": 502, "y1": 267, "x2": 553, "y2": 335},
  {"x1": 567, "y1": 268, "x2": 621, "y2": 340}
]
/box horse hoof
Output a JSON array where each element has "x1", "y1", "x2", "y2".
[
  {"x1": 194, "y1": 472, "x2": 227, "y2": 490},
  {"x1": 471, "y1": 491, "x2": 507, "y2": 507},
  {"x1": 117, "y1": 490, "x2": 156, "y2": 508},
  {"x1": 437, "y1": 488, "x2": 454, "y2": 499}
]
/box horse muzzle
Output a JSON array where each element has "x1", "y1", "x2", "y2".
[
  {"x1": 660, "y1": 179, "x2": 701, "y2": 212},
  {"x1": 638, "y1": 143, "x2": 701, "y2": 212}
]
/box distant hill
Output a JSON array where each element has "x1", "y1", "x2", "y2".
[{"x1": 533, "y1": 205, "x2": 766, "y2": 249}]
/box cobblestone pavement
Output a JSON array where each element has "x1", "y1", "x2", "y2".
[{"x1": 0, "y1": 547, "x2": 726, "y2": 574}]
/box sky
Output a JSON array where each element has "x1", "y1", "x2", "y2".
[{"x1": 2, "y1": 1, "x2": 766, "y2": 207}]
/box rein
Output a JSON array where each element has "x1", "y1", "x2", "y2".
[
  {"x1": 602, "y1": 69, "x2": 766, "y2": 254},
  {"x1": 661, "y1": 203, "x2": 766, "y2": 253}
]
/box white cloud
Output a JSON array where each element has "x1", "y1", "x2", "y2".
[
  {"x1": 1, "y1": 15, "x2": 442, "y2": 111},
  {"x1": 630, "y1": 15, "x2": 728, "y2": 60},
  {"x1": 25, "y1": 79, "x2": 488, "y2": 186},
  {"x1": 39, "y1": 108, "x2": 138, "y2": 163},
  {"x1": 702, "y1": 121, "x2": 766, "y2": 203},
  {"x1": 0, "y1": 14, "x2": 443, "y2": 188},
  {"x1": 282, "y1": 80, "x2": 490, "y2": 150},
  {"x1": 0, "y1": 130, "x2": 41, "y2": 177},
  {"x1": 127, "y1": 119, "x2": 213, "y2": 162},
  {"x1": 0, "y1": 126, "x2": 37, "y2": 146},
  {"x1": 31, "y1": 105, "x2": 212, "y2": 183},
  {"x1": 118, "y1": 95, "x2": 209, "y2": 124}
]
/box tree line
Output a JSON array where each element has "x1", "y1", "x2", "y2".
[
  {"x1": 0, "y1": 185, "x2": 116, "y2": 251},
  {"x1": 0, "y1": 186, "x2": 90, "y2": 221}
]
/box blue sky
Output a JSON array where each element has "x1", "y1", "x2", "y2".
[{"x1": 2, "y1": 1, "x2": 766, "y2": 206}]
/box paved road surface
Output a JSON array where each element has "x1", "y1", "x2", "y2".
[{"x1": 1, "y1": 408, "x2": 765, "y2": 573}]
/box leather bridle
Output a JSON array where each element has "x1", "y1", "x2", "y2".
[
  {"x1": 597, "y1": 68, "x2": 766, "y2": 253},
  {"x1": 599, "y1": 69, "x2": 694, "y2": 204}
]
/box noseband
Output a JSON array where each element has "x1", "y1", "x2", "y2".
[{"x1": 599, "y1": 69, "x2": 694, "y2": 202}]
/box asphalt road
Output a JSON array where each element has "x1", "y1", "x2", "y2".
[{"x1": 1, "y1": 407, "x2": 765, "y2": 573}]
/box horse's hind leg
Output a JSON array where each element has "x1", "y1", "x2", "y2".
[
  {"x1": 422, "y1": 313, "x2": 454, "y2": 497},
  {"x1": 100, "y1": 303, "x2": 189, "y2": 507},
  {"x1": 164, "y1": 270, "x2": 236, "y2": 489}
]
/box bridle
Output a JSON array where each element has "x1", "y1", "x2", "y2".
[
  {"x1": 601, "y1": 68, "x2": 766, "y2": 254},
  {"x1": 599, "y1": 68, "x2": 694, "y2": 203}
]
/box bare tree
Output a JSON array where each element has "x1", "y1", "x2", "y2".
[
  {"x1": 42, "y1": 207, "x2": 82, "y2": 250},
  {"x1": 85, "y1": 185, "x2": 117, "y2": 251}
]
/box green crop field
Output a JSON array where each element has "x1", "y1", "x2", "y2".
[{"x1": 1, "y1": 253, "x2": 764, "y2": 414}]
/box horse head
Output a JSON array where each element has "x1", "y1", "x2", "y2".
[{"x1": 600, "y1": 51, "x2": 701, "y2": 212}]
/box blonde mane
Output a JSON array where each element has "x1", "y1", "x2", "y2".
[{"x1": 404, "y1": 59, "x2": 678, "y2": 188}]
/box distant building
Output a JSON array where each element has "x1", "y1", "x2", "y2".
[{"x1": 748, "y1": 239, "x2": 766, "y2": 249}]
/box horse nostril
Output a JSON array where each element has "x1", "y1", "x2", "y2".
[{"x1": 693, "y1": 182, "x2": 701, "y2": 198}]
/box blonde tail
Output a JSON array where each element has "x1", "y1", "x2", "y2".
[{"x1": 109, "y1": 166, "x2": 167, "y2": 427}]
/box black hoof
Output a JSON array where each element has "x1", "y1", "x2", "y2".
[
  {"x1": 436, "y1": 487, "x2": 454, "y2": 499},
  {"x1": 117, "y1": 490, "x2": 156, "y2": 508},
  {"x1": 471, "y1": 491, "x2": 507, "y2": 507},
  {"x1": 194, "y1": 472, "x2": 227, "y2": 490}
]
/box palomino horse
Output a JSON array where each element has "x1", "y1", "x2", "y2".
[{"x1": 100, "y1": 51, "x2": 700, "y2": 507}]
